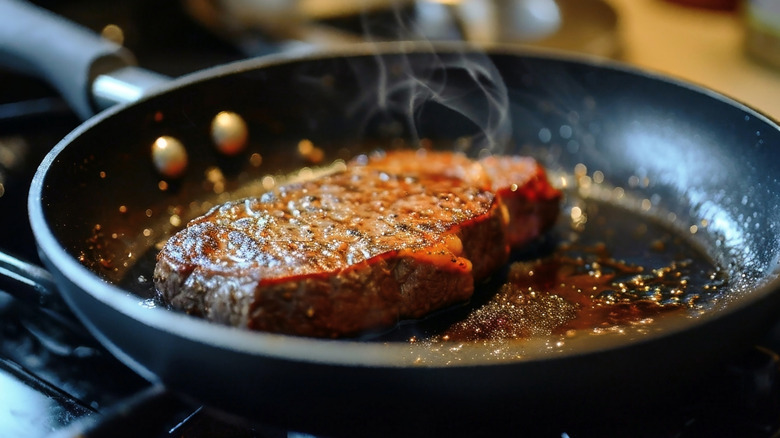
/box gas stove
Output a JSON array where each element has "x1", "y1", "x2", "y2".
[{"x1": 2, "y1": 1, "x2": 780, "y2": 437}]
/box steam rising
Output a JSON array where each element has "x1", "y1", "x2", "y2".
[
  {"x1": 371, "y1": 47, "x2": 512, "y2": 152},
  {"x1": 347, "y1": 5, "x2": 513, "y2": 153}
]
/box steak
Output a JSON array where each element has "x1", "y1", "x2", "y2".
[{"x1": 153, "y1": 150, "x2": 561, "y2": 338}]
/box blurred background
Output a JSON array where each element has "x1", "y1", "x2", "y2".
[
  {"x1": 177, "y1": 0, "x2": 779, "y2": 117},
  {"x1": 3, "y1": 0, "x2": 778, "y2": 119}
]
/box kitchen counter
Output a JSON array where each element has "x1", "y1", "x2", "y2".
[{"x1": 605, "y1": 0, "x2": 779, "y2": 119}]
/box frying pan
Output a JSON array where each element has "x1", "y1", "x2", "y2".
[{"x1": 2, "y1": 0, "x2": 780, "y2": 436}]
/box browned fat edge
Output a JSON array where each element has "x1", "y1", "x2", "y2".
[{"x1": 490, "y1": 161, "x2": 562, "y2": 249}]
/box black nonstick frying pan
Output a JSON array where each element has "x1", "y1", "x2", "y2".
[{"x1": 2, "y1": 0, "x2": 780, "y2": 436}]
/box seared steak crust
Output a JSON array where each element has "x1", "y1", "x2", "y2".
[{"x1": 154, "y1": 150, "x2": 561, "y2": 337}]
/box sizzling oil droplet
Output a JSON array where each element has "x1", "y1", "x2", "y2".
[
  {"x1": 211, "y1": 111, "x2": 248, "y2": 155},
  {"x1": 151, "y1": 136, "x2": 187, "y2": 178}
]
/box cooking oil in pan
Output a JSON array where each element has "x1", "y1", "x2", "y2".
[{"x1": 120, "y1": 196, "x2": 727, "y2": 344}]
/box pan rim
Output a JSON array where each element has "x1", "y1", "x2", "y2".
[{"x1": 26, "y1": 41, "x2": 780, "y2": 369}]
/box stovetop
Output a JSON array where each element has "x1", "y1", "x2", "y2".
[{"x1": 2, "y1": 1, "x2": 780, "y2": 437}]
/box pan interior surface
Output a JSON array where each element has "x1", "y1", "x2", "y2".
[{"x1": 30, "y1": 45, "x2": 780, "y2": 368}]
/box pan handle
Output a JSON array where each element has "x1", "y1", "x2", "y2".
[
  {"x1": 0, "y1": 250, "x2": 65, "y2": 311},
  {"x1": 0, "y1": 250, "x2": 95, "y2": 336},
  {"x1": 0, "y1": 0, "x2": 168, "y2": 120}
]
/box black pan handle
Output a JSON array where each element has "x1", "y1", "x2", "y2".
[
  {"x1": 0, "y1": 250, "x2": 95, "y2": 337},
  {"x1": 0, "y1": 0, "x2": 168, "y2": 120},
  {"x1": 0, "y1": 251, "x2": 63, "y2": 310}
]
